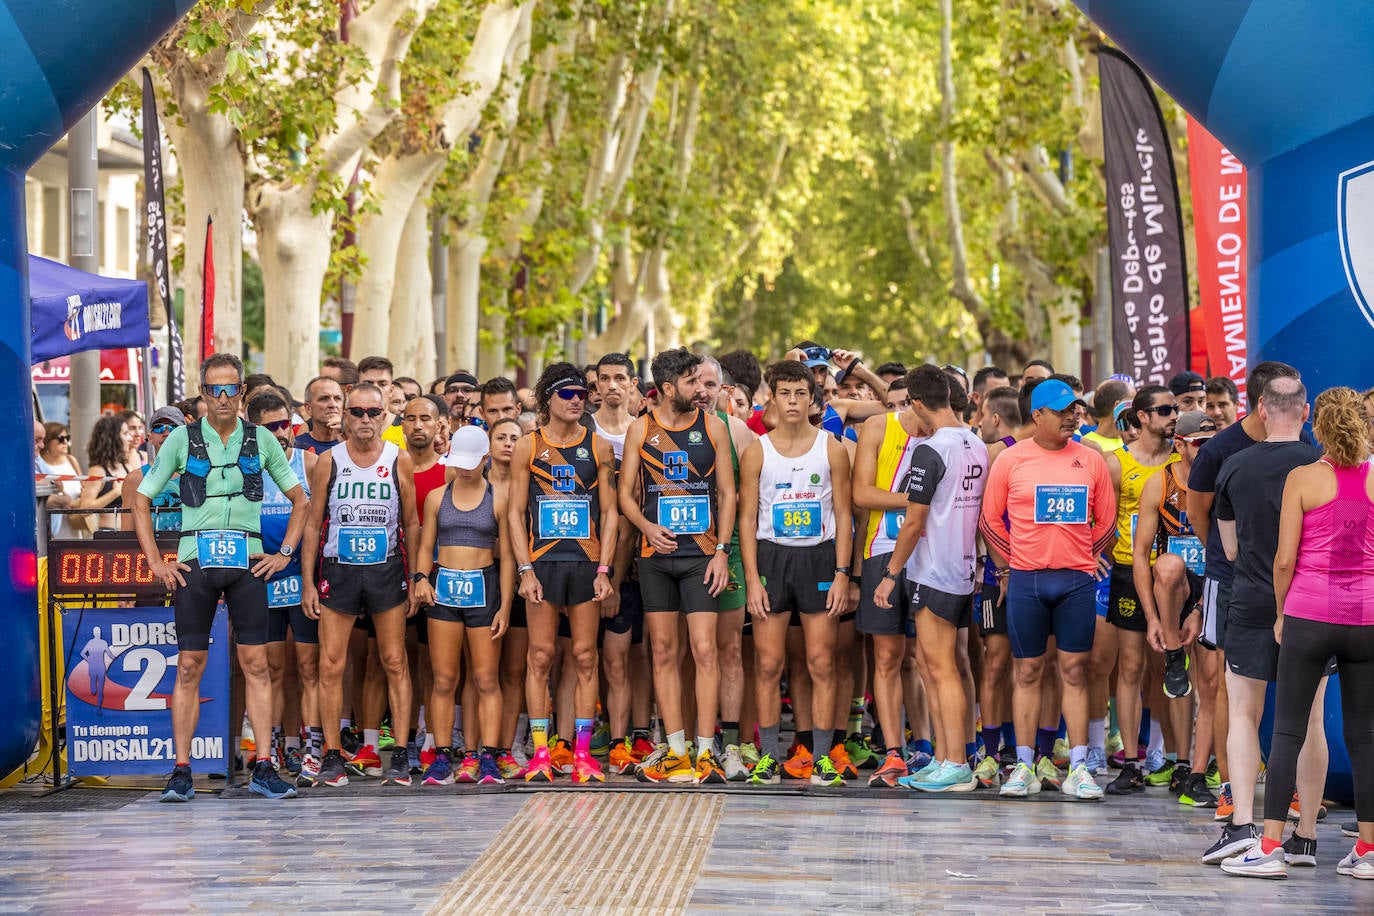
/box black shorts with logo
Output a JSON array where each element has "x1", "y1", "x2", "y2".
[
  {"x1": 978, "y1": 582, "x2": 1008, "y2": 636},
  {"x1": 532, "y1": 559, "x2": 598, "y2": 607},
  {"x1": 1106, "y1": 562, "x2": 1147, "y2": 633},
  {"x1": 318, "y1": 554, "x2": 409, "y2": 616},
  {"x1": 757, "y1": 539, "x2": 836, "y2": 616}
]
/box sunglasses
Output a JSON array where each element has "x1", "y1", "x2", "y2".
[
  {"x1": 1179, "y1": 434, "x2": 1214, "y2": 446},
  {"x1": 260, "y1": 419, "x2": 292, "y2": 433},
  {"x1": 150, "y1": 424, "x2": 177, "y2": 435},
  {"x1": 555, "y1": 388, "x2": 590, "y2": 401},
  {"x1": 1142, "y1": 404, "x2": 1179, "y2": 417},
  {"x1": 51, "y1": 433, "x2": 71, "y2": 443},
  {"x1": 801, "y1": 346, "x2": 831, "y2": 365},
  {"x1": 347, "y1": 406, "x2": 385, "y2": 418},
  {"x1": 206, "y1": 383, "x2": 242, "y2": 399}
]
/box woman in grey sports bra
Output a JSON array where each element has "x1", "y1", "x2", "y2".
[{"x1": 412, "y1": 426, "x2": 514, "y2": 786}]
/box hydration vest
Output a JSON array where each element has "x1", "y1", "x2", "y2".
[{"x1": 180, "y1": 420, "x2": 263, "y2": 508}]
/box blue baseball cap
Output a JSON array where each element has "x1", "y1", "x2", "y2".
[{"x1": 1030, "y1": 379, "x2": 1087, "y2": 413}]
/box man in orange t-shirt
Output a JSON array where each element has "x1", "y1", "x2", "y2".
[{"x1": 979, "y1": 379, "x2": 1117, "y2": 800}]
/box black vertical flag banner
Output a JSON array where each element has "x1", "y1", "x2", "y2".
[
  {"x1": 1098, "y1": 46, "x2": 1190, "y2": 385},
  {"x1": 142, "y1": 68, "x2": 182, "y2": 404}
]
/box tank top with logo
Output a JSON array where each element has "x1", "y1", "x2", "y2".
[
  {"x1": 527, "y1": 426, "x2": 601, "y2": 562},
  {"x1": 638, "y1": 409, "x2": 718, "y2": 558},
  {"x1": 323, "y1": 441, "x2": 401, "y2": 563},
  {"x1": 756, "y1": 429, "x2": 834, "y2": 547}
]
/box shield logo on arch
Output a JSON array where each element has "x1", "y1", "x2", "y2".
[{"x1": 1338, "y1": 160, "x2": 1374, "y2": 331}]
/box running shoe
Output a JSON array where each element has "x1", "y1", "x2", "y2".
[
  {"x1": 1062, "y1": 763, "x2": 1104, "y2": 800},
  {"x1": 455, "y1": 752, "x2": 480, "y2": 784},
  {"x1": 1202, "y1": 822, "x2": 1259, "y2": 865},
  {"x1": 1163, "y1": 647, "x2": 1193, "y2": 698},
  {"x1": 284, "y1": 747, "x2": 304, "y2": 777},
  {"x1": 420, "y1": 747, "x2": 438, "y2": 770},
  {"x1": 318, "y1": 749, "x2": 349, "y2": 787},
  {"x1": 722, "y1": 745, "x2": 750, "y2": 782},
  {"x1": 844, "y1": 733, "x2": 876, "y2": 770},
  {"x1": 407, "y1": 741, "x2": 422, "y2": 775},
  {"x1": 496, "y1": 751, "x2": 522, "y2": 780},
  {"x1": 829, "y1": 743, "x2": 858, "y2": 780},
  {"x1": 478, "y1": 752, "x2": 505, "y2": 786},
  {"x1": 250, "y1": 758, "x2": 298, "y2": 799},
  {"x1": 378, "y1": 722, "x2": 396, "y2": 752},
  {"x1": 382, "y1": 748, "x2": 412, "y2": 786},
  {"x1": 1107, "y1": 762, "x2": 1145, "y2": 795},
  {"x1": 297, "y1": 753, "x2": 322, "y2": 788},
  {"x1": 904, "y1": 761, "x2": 976, "y2": 793},
  {"x1": 1085, "y1": 745, "x2": 1107, "y2": 777},
  {"x1": 1283, "y1": 833, "x2": 1317, "y2": 867},
  {"x1": 1220, "y1": 840, "x2": 1287, "y2": 879},
  {"x1": 573, "y1": 749, "x2": 606, "y2": 784},
  {"x1": 346, "y1": 744, "x2": 383, "y2": 778},
  {"x1": 904, "y1": 748, "x2": 934, "y2": 775},
  {"x1": 1169, "y1": 762, "x2": 1192, "y2": 795},
  {"x1": 340, "y1": 726, "x2": 361, "y2": 757},
  {"x1": 783, "y1": 746, "x2": 814, "y2": 780},
  {"x1": 972, "y1": 755, "x2": 1000, "y2": 788},
  {"x1": 1143, "y1": 747, "x2": 1167, "y2": 776},
  {"x1": 999, "y1": 762, "x2": 1041, "y2": 797},
  {"x1": 549, "y1": 738, "x2": 575, "y2": 776},
  {"x1": 870, "y1": 752, "x2": 908, "y2": 787},
  {"x1": 609, "y1": 739, "x2": 639, "y2": 775},
  {"x1": 1052, "y1": 738, "x2": 1070, "y2": 768},
  {"x1": 1337, "y1": 845, "x2": 1374, "y2": 879},
  {"x1": 1287, "y1": 790, "x2": 1327, "y2": 821},
  {"x1": 637, "y1": 750, "x2": 695, "y2": 784},
  {"x1": 636, "y1": 744, "x2": 668, "y2": 777},
  {"x1": 590, "y1": 724, "x2": 611, "y2": 757},
  {"x1": 422, "y1": 750, "x2": 455, "y2": 786},
  {"x1": 631, "y1": 736, "x2": 657, "y2": 761},
  {"x1": 1205, "y1": 757, "x2": 1221, "y2": 789},
  {"x1": 524, "y1": 746, "x2": 555, "y2": 783},
  {"x1": 1035, "y1": 756, "x2": 1062, "y2": 790},
  {"x1": 810, "y1": 754, "x2": 845, "y2": 787},
  {"x1": 748, "y1": 753, "x2": 782, "y2": 786},
  {"x1": 160, "y1": 764, "x2": 195, "y2": 802},
  {"x1": 1144, "y1": 761, "x2": 1175, "y2": 787},
  {"x1": 1177, "y1": 772, "x2": 1218, "y2": 808},
  {"x1": 1105, "y1": 730, "x2": 1125, "y2": 763},
  {"x1": 739, "y1": 742, "x2": 761, "y2": 770},
  {"x1": 997, "y1": 744, "x2": 1017, "y2": 769},
  {"x1": 696, "y1": 750, "x2": 727, "y2": 785},
  {"x1": 1215, "y1": 783, "x2": 1235, "y2": 821}
]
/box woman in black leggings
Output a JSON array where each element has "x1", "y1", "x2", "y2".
[{"x1": 1225, "y1": 388, "x2": 1374, "y2": 879}]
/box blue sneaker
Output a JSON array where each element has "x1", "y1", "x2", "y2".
[
  {"x1": 160, "y1": 764, "x2": 194, "y2": 802},
  {"x1": 1085, "y1": 745, "x2": 1107, "y2": 777},
  {"x1": 1144, "y1": 747, "x2": 1166, "y2": 775},
  {"x1": 423, "y1": 750, "x2": 455, "y2": 786},
  {"x1": 896, "y1": 758, "x2": 941, "y2": 789},
  {"x1": 908, "y1": 761, "x2": 977, "y2": 793},
  {"x1": 249, "y1": 759, "x2": 298, "y2": 799},
  {"x1": 904, "y1": 749, "x2": 934, "y2": 775},
  {"x1": 478, "y1": 751, "x2": 505, "y2": 785}
]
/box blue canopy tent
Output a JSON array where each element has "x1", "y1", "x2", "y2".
[{"x1": 28, "y1": 254, "x2": 149, "y2": 364}]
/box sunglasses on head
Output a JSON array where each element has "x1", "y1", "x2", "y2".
[
  {"x1": 802, "y1": 346, "x2": 831, "y2": 365},
  {"x1": 1143, "y1": 404, "x2": 1179, "y2": 417},
  {"x1": 555, "y1": 387, "x2": 590, "y2": 401},
  {"x1": 150, "y1": 424, "x2": 177, "y2": 435},
  {"x1": 260, "y1": 419, "x2": 292, "y2": 433},
  {"x1": 206, "y1": 383, "x2": 241, "y2": 399},
  {"x1": 347, "y1": 406, "x2": 384, "y2": 418}
]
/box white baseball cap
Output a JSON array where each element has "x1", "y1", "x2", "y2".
[{"x1": 441, "y1": 424, "x2": 490, "y2": 470}]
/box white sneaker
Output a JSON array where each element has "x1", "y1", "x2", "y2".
[
  {"x1": 1062, "y1": 763, "x2": 1104, "y2": 800},
  {"x1": 999, "y1": 762, "x2": 1041, "y2": 797},
  {"x1": 1220, "y1": 841, "x2": 1288, "y2": 879},
  {"x1": 1338, "y1": 845, "x2": 1374, "y2": 879},
  {"x1": 723, "y1": 744, "x2": 749, "y2": 782}
]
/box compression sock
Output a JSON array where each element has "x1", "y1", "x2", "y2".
[
  {"x1": 1070, "y1": 745, "x2": 1088, "y2": 769},
  {"x1": 721, "y1": 721, "x2": 740, "y2": 748},
  {"x1": 364, "y1": 728, "x2": 380, "y2": 749},
  {"x1": 667, "y1": 730, "x2": 688, "y2": 757},
  {"x1": 981, "y1": 726, "x2": 1002, "y2": 758},
  {"x1": 1088, "y1": 716, "x2": 1106, "y2": 753},
  {"x1": 529, "y1": 718, "x2": 550, "y2": 752},
  {"x1": 913, "y1": 738, "x2": 934, "y2": 757},
  {"x1": 1016, "y1": 745, "x2": 1035, "y2": 767},
  {"x1": 1001, "y1": 722, "x2": 1016, "y2": 750},
  {"x1": 848, "y1": 699, "x2": 865, "y2": 736},
  {"x1": 760, "y1": 724, "x2": 782, "y2": 759},
  {"x1": 575, "y1": 717, "x2": 594, "y2": 755},
  {"x1": 796, "y1": 730, "x2": 814, "y2": 754}
]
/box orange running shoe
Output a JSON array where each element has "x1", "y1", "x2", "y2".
[
  {"x1": 549, "y1": 738, "x2": 575, "y2": 775},
  {"x1": 572, "y1": 749, "x2": 606, "y2": 784},
  {"x1": 524, "y1": 746, "x2": 555, "y2": 783},
  {"x1": 869, "y1": 751, "x2": 908, "y2": 787},
  {"x1": 637, "y1": 749, "x2": 695, "y2": 783},
  {"x1": 696, "y1": 750, "x2": 727, "y2": 785},
  {"x1": 1287, "y1": 790, "x2": 1328, "y2": 821},
  {"x1": 783, "y1": 745, "x2": 814, "y2": 780},
  {"x1": 1214, "y1": 783, "x2": 1234, "y2": 821},
  {"x1": 609, "y1": 739, "x2": 638, "y2": 775},
  {"x1": 631, "y1": 736, "x2": 656, "y2": 761},
  {"x1": 829, "y1": 743, "x2": 858, "y2": 779}
]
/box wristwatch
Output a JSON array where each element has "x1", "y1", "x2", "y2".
[
  {"x1": 278, "y1": 544, "x2": 293, "y2": 558},
  {"x1": 835, "y1": 566, "x2": 851, "y2": 577},
  {"x1": 715, "y1": 543, "x2": 728, "y2": 553},
  {"x1": 883, "y1": 568, "x2": 902, "y2": 581},
  {"x1": 411, "y1": 572, "x2": 427, "y2": 583}
]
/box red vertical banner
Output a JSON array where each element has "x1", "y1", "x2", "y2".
[
  {"x1": 200, "y1": 215, "x2": 215, "y2": 363},
  {"x1": 1186, "y1": 117, "x2": 1249, "y2": 407}
]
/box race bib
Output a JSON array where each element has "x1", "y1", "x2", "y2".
[
  {"x1": 659, "y1": 495, "x2": 711, "y2": 534},
  {"x1": 773, "y1": 500, "x2": 822, "y2": 539},
  {"x1": 196, "y1": 530, "x2": 248, "y2": 570},
  {"x1": 434, "y1": 568, "x2": 486, "y2": 608},
  {"x1": 539, "y1": 497, "x2": 591, "y2": 540},
  {"x1": 268, "y1": 575, "x2": 302, "y2": 609},
  {"x1": 1168, "y1": 535, "x2": 1206, "y2": 576},
  {"x1": 883, "y1": 510, "x2": 905, "y2": 540},
  {"x1": 1034, "y1": 485, "x2": 1088, "y2": 524},
  {"x1": 338, "y1": 526, "x2": 388, "y2": 565}
]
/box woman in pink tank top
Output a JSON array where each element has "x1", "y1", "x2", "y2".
[{"x1": 1243, "y1": 388, "x2": 1374, "y2": 877}]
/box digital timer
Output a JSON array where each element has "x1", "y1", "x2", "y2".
[{"x1": 47, "y1": 536, "x2": 180, "y2": 597}]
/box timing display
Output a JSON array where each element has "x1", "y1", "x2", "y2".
[{"x1": 48, "y1": 536, "x2": 180, "y2": 597}]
